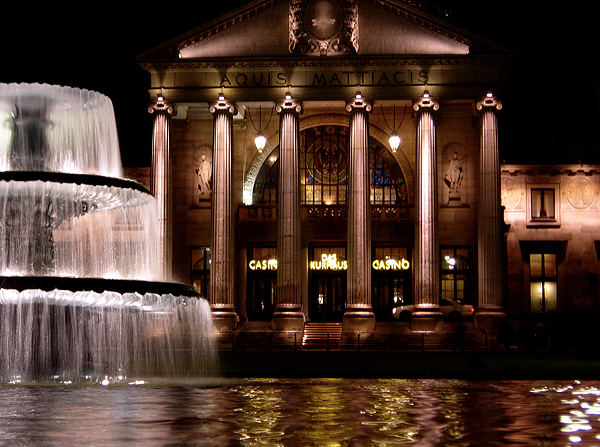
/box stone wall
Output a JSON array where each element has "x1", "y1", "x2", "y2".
[{"x1": 502, "y1": 165, "x2": 600, "y2": 314}]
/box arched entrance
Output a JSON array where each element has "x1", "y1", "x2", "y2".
[{"x1": 249, "y1": 124, "x2": 410, "y2": 321}]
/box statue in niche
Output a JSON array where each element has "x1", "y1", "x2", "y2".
[
  {"x1": 443, "y1": 149, "x2": 464, "y2": 206},
  {"x1": 193, "y1": 146, "x2": 212, "y2": 204}
]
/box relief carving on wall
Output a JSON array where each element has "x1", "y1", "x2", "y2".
[
  {"x1": 442, "y1": 143, "x2": 466, "y2": 206},
  {"x1": 289, "y1": 0, "x2": 359, "y2": 56},
  {"x1": 193, "y1": 144, "x2": 212, "y2": 205},
  {"x1": 566, "y1": 176, "x2": 595, "y2": 209},
  {"x1": 501, "y1": 176, "x2": 521, "y2": 210}
]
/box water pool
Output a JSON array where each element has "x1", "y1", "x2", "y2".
[{"x1": 1, "y1": 378, "x2": 598, "y2": 446}]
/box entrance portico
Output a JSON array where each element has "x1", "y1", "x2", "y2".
[{"x1": 138, "y1": 0, "x2": 512, "y2": 338}]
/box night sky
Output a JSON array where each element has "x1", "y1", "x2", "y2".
[{"x1": 1, "y1": 2, "x2": 597, "y2": 167}]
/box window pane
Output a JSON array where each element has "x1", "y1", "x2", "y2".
[
  {"x1": 530, "y1": 254, "x2": 542, "y2": 277},
  {"x1": 544, "y1": 254, "x2": 557, "y2": 278},
  {"x1": 441, "y1": 274, "x2": 454, "y2": 299},
  {"x1": 530, "y1": 281, "x2": 543, "y2": 312},
  {"x1": 544, "y1": 281, "x2": 557, "y2": 312},
  {"x1": 455, "y1": 248, "x2": 469, "y2": 270},
  {"x1": 531, "y1": 189, "x2": 542, "y2": 218},
  {"x1": 441, "y1": 249, "x2": 455, "y2": 270},
  {"x1": 393, "y1": 278, "x2": 404, "y2": 305},
  {"x1": 543, "y1": 190, "x2": 555, "y2": 218},
  {"x1": 455, "y1": 274, "x2": 466, "y2": 300}
]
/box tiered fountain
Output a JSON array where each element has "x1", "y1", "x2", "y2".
[{"x1": 0, "y1": 83, "x2": 217, "y2": 383}]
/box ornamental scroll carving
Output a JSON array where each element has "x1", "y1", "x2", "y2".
[{"x1": 289, "y1": 0, "x2": 359, "y2": 56}]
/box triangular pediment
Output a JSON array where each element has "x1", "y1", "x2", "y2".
[{"x1": 138, "y1": 0, "x2": 507, "y2": 61}]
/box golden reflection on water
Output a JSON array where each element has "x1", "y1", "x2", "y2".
[
  {"x1": 6, "y1": 379, "x2": 600, "y2": 446},
  {"x1": 531, "y1": 381, "x2": 600, "y2": 446}
]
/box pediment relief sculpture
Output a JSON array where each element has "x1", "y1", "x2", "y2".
[{"x1": 289, "y1": 0, "x2": 359, "y2": 56}]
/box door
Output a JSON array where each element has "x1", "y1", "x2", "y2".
[{"x1": 308, "y1": 246, "x2": 347, "y2": 321}]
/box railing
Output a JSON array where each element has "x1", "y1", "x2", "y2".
[
  {"x1": 239, "y1": 204, "x2": 410, "y2": 222},
  {"x1": 238, "y1": 205, "x2": 277, "y2": 222}
]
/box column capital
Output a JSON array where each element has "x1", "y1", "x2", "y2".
[
  {"x1": 148, "y1": 96, "x2": 175, "y2": 115},
  {"x1": 476, "y1": 92, "x2": 502, "y2": 112},
  {"x1": 345, "y1": 93, "x2": 372, "y2": 113},
  {"x1": 276, "y1": 93, "x2": 302, "y2": 114},
  {"x1": 413, "y1": 91, "x2": 439, "y2": 112},
  {"x1": 209, "y1": 94, "x2": 237, "y2": 116}
]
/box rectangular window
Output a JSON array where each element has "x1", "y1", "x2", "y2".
[
  {"x1": 531, "y1": 188, "x2": 555, "y2": 220},
  {"x1": 526, "y1": 183, "x2": 560, "y2": 227},
  {"x1": 529, "y1": 253, "x2": 557, "y2": 312},
  {"x1": 440, "y1": 247, "x2": 470, "y2": 304},
  {"x1": 191, "y1": 247, "x2": 210, "y2": 298}
]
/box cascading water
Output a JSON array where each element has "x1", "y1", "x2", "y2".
[{"x1": 0, "y1": 83, "x2": 217, "y2": 383}]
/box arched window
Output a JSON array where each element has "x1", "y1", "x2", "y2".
[{"x1": 252, "y1": 125, "x2": 407, "y2": 206}]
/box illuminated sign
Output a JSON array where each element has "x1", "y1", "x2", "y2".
[
  {"x1": 372, "y1": 258, "x2": 410, "y2": 270},
  {"x1": 248, "y1": 259, "x2": 278, "y2": 270},
  {"x1": 249, "y1": 255, "x2": 410, "y2": 271},
  {"x1": 310, "y1": 254, "x2": 347, "y2": 271}
]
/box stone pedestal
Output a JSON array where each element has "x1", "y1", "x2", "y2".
[
  {"x1": 412, "y1": 92, "x2": 443, "y2": 331},
  {"x1": 343, "y1": 304, "x2": 376, "y2": 332},
  {"x1": 148, "y1": 97, "x2": 174, "y2": 279},
  {"x1": 475, "y1": 93, "x2": 506, "y2": 331},
  {"x1": 343, "y1": 94, "x2": 375, "y2": 333},
  {"x1": 272, "y1": 94, "x2": 305, "y2": 332},
  {"x1": 209, "y1": 95, "x2": 238, "y2": 331},
  {"x1": 211, "y1": 304, "x2": 240, "y2": 332}
]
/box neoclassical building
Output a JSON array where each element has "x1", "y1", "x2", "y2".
[{"x1": 135, "y1": 0, "x2": 535, "y2": 338}]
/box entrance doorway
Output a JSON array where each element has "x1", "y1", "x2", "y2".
[
  {"x1": 308, "y1": 246, "x2": 347, "y2": 321},
  {"x1": 246, "y1": 246, "x2": 277, "y2": 321},
  {"x1": 372, "y1": 246, "x2": 411, "y2": 320}
]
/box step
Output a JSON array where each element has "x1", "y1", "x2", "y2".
[{"x1": 302, "y1": 322, "x2": 342, "y2": 350}]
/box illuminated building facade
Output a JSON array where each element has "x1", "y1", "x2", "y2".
[{"x1": 134, "y1": 0, "x2": 599, "y2": 342}]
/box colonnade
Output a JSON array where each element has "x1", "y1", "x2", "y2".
[{"x1": 148, "y1": 91, "x2": 505, "y2": 332}]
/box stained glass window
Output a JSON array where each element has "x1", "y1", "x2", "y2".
[{"x1": 251, "y1": 125, "x2": 407, "y2": 206}]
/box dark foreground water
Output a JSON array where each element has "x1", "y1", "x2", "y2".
[{"x1": 1, "y1": 378, "x2": 599, "y2": 446}]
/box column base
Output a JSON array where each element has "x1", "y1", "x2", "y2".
[
  {"x1": 343, "y1": 305, "x2": 375, "y2": 333},
  {"x1": 411, "y1": 309, "x2": 443, "y2": 332},
  {"x1": 271, "y1": 304, "x2": 305, "y2": 331},
  {"x1": 475, "y1": 307, "x2": 506, "y2": 333},
  {"x1": 211, "y1": 305, "x2": 239, "y2": 332}
]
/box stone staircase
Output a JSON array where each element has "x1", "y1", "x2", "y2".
[{"x1": 302, "y1": 322, "x2": 343, "y2": 350}]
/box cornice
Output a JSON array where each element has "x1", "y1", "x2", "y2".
[
  {"x1": 367, "y1": 0, "x2": 470, "y2": 48},
  {"x1": 501, "y1": 165, "x2": 600, "y2": 177},
  {"x1": 177, "y1": 0, "x2": 278, "y2": 54},
  {"x1": 140, "y1": 54, "x2": 511, "y2": 71}
]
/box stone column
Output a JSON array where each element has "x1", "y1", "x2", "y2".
[
  {"x1": 148, "y1": 96, "x2": 174, "y2": 280},
  {"x1": 412, "y1": 92, "x2": 443, "y2": 331},
  {"x1": 209, "y1": 95, "x2": 238, "y2": 331},
  {"x1": 272, "y1": 94, "x2": 305, "y2": 331},
  {"x1": 475, "y1": 93, "x2": 505, "y2": 330},
  {"x1": 343, "y1": 94, "x2": 375, "y2": 332}
]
